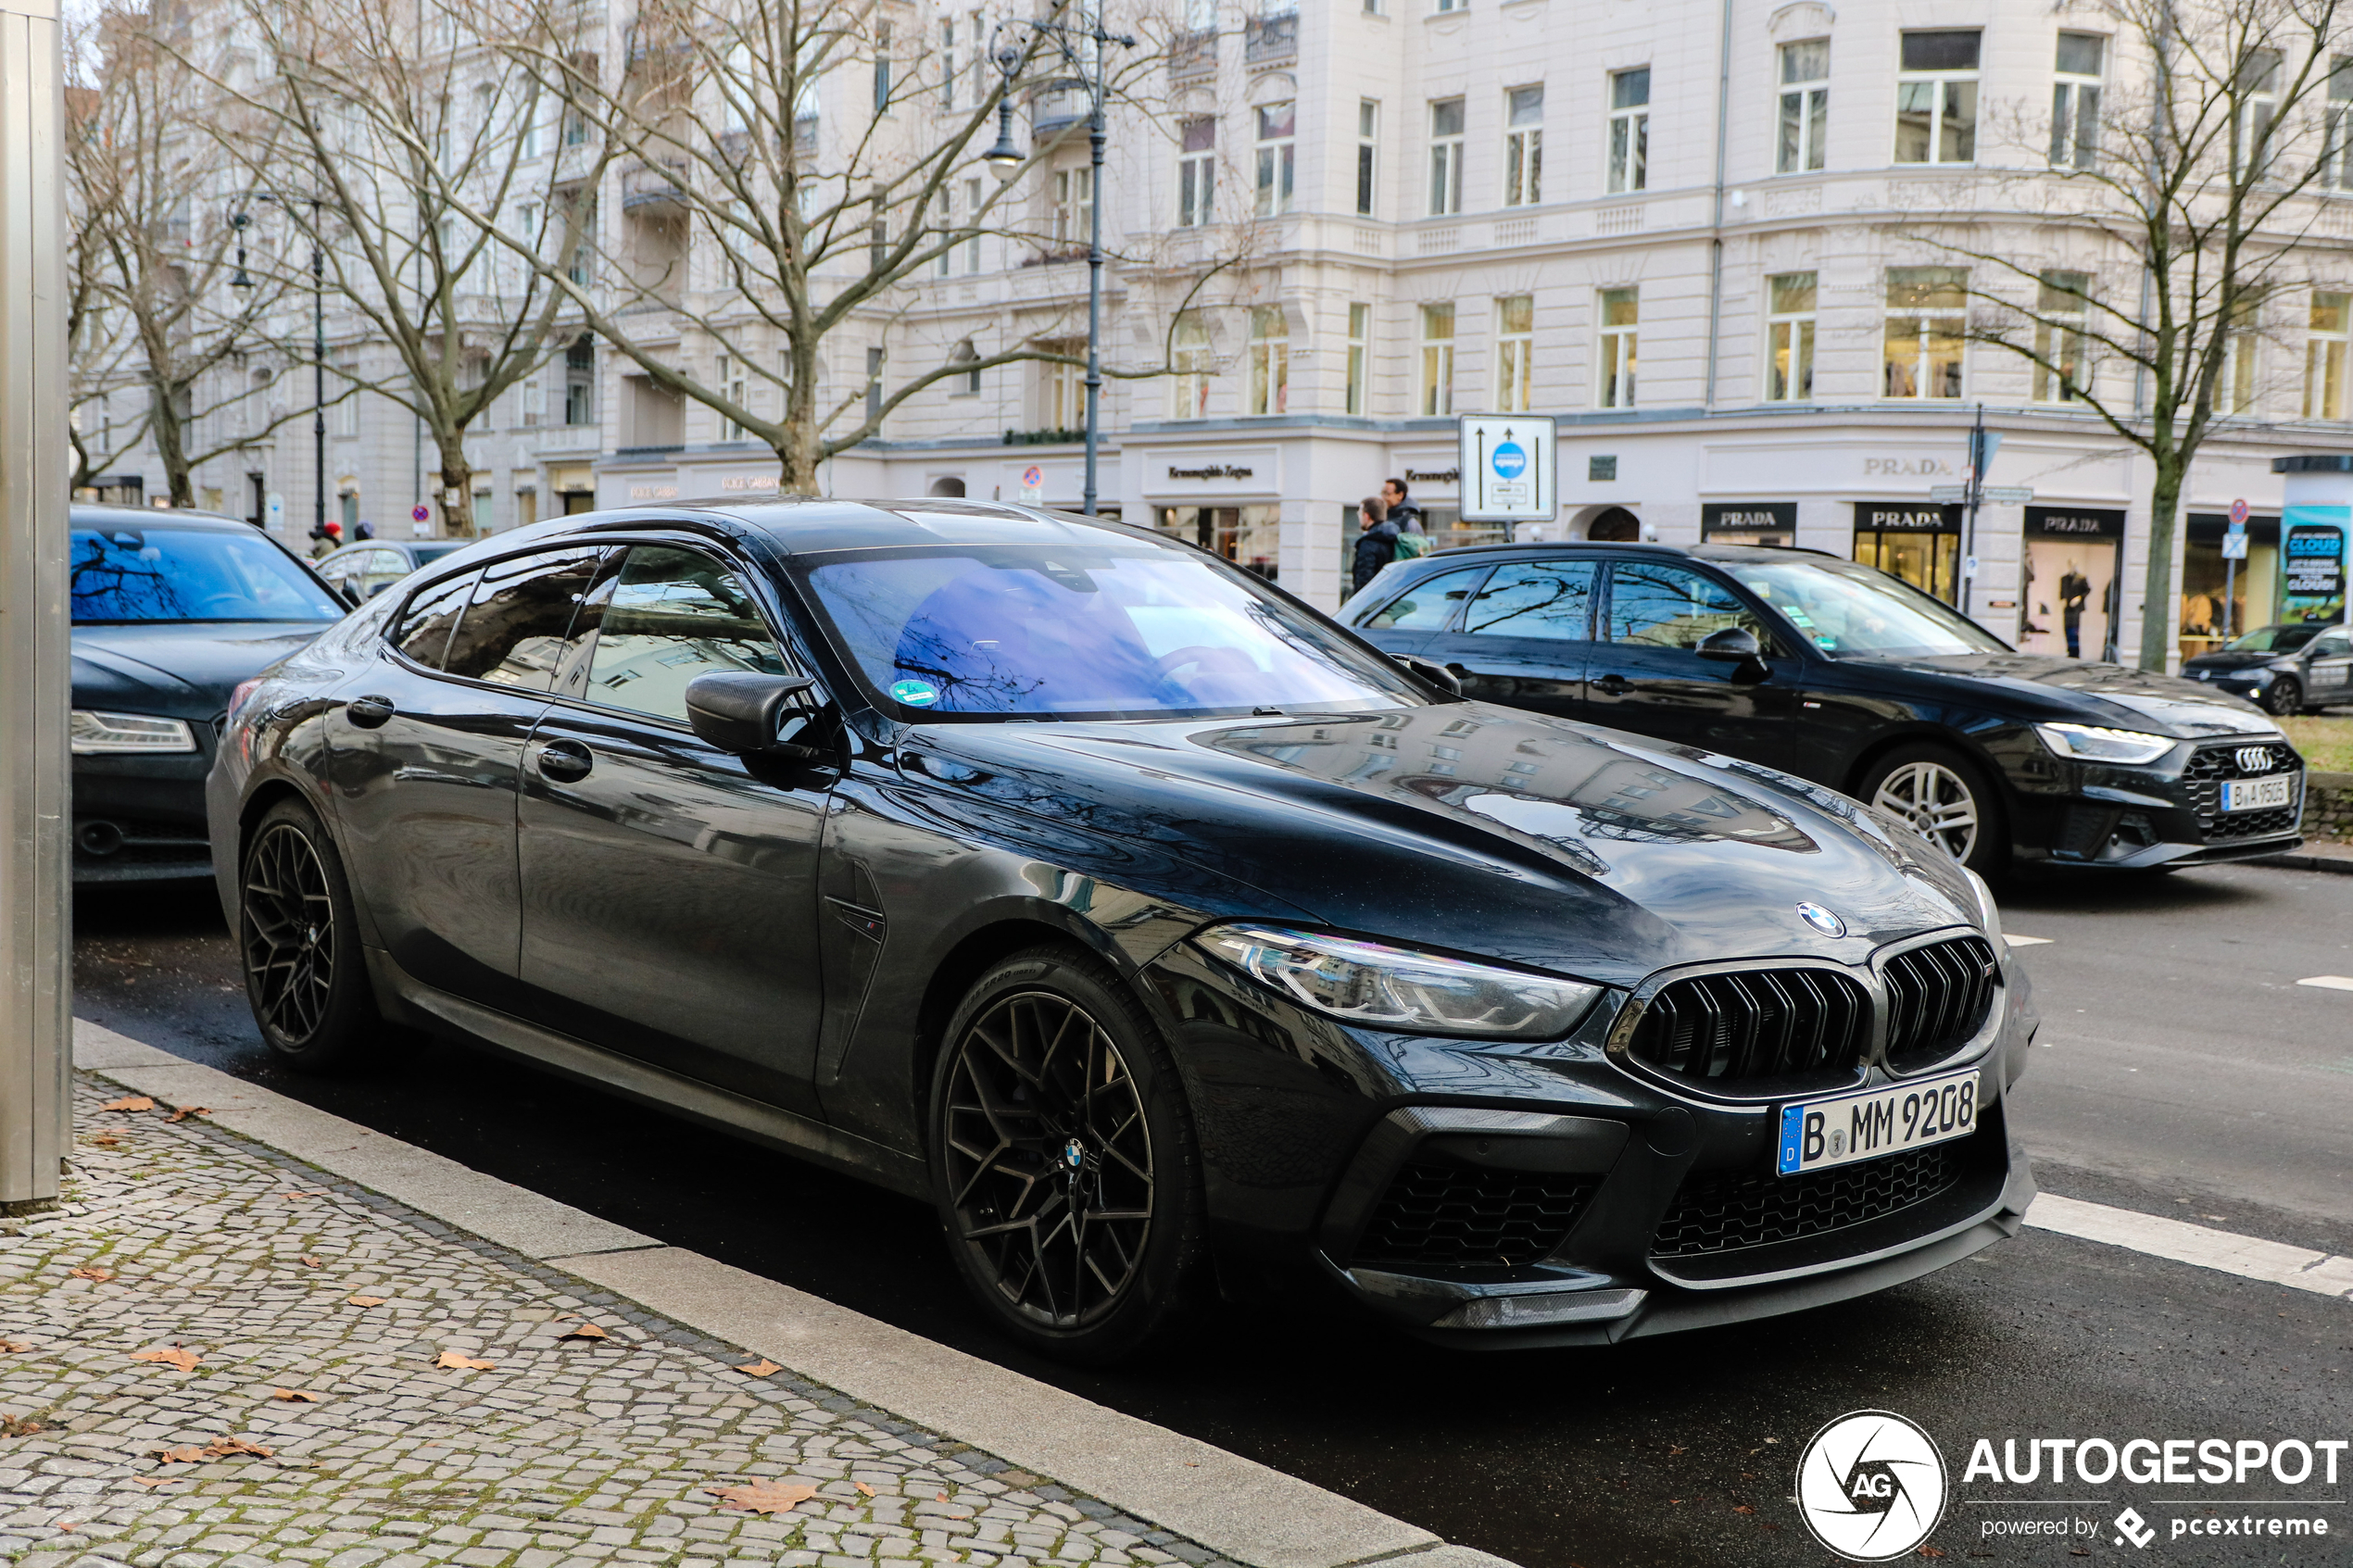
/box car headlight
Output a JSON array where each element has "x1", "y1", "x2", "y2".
[
  {"x1": 69, "y1": 709, "x2": 197, "y2": 755},
  {"x1": 2034, "y1": 722, "x2": 2177, "y2": 765},
  {"x1": 1198, "y1": 923, "x2": 1602, "y2": 1040}
]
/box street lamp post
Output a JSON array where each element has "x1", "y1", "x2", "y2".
[{"x1": 985, "y1": 4, "x2": 1131, "y2": 517}]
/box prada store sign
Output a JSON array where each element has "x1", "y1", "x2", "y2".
[
  {"x1": 1855, "y1": 501, "x2": 1962, "y2": 533},
  {"x1": 1703, "y1": 501, "x2": 1797, "y2": 534},
  {"x1": 2024, "y1": 506, "x2": 2124, "y2": 538}
]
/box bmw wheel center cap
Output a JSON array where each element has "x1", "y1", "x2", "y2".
[
  {"x1": 1063, "y1": 1136, "x2": 1086, "y2": 1172},
  {"x1": 1795, "y1": 901, "x2": 1847, "y2": 938}
]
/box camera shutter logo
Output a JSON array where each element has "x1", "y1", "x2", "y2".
[{"x1": 1794, "y1": 1411, "x2": 1947, "y2": 1562}]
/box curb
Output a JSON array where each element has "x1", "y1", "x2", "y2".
[
  {"x1": 2253, "y1": 844, "x2": 2353, "y2": 875},
  {"x1": 69, "y1": 1019, "x2": 1516, "y2": 1568}
]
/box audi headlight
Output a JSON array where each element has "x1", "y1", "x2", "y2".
[
  {"x1": 1198, "y1": 923, "x2": 1602, "y2": 1040},
  {"x1": 2034, "y1": 722, "x2": 2177, "y2": 765},
  {"x1": 70, "y1": 710, "x2": 196, "y2": 755}
]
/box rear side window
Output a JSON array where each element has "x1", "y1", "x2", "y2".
[
  {"x1": 582, "y1": 546, "x2": 789, "y2": 723},
  {"x1": 391, "y1": 570, "x2": 482, "y2": 670},
  {"x1": 1364, "y1": 565, "x2": 1491, "y2": 630},
  {"x1": 442, "y1": 546, "x2": 611, "y2": 690},
  {"x1": 1605, "y1": 562, "x2": 1772, "y2": 650},
  {"x1": 1465, "y1": 559, "x2": 1599, "y2": 640}
]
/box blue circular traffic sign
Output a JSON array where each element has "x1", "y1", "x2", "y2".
[{"x1": 1491, "y1": 442, "x2": 1528, "y2": 480}]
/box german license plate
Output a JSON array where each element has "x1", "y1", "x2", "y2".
[
  {"x1": 1776, "y1": 1069, "x2": 1978, "y2": 1176},
  {"x1": 2223, "y1": 773, "x2": 2294, "y2": 811}
]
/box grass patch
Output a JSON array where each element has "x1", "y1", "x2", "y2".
[{"x1": 2280, "y1": 713, "x2": 2353, "y2": 773}]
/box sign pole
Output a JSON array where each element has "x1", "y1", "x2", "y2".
[{"x1": 0, "y1": 0, "x2": 69, "y2": 1215}]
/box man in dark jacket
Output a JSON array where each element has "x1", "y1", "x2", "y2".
[
  {"x1": 1381, "y1": 477, "x2": 1427, "y2": 539},
  {"x1": 1352, "y1": 496, "x2": 1400, "y2": 595}
]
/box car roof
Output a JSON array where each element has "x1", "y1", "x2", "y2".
[
  {"x1": 468, "y1": 497, "x2": 1163, "y2": 558},
  {"x1": 69, "y1": 503, "x2": 255, "y2": 533},
  {"x1": 1416, "y1": 539, "x2": 1843, "y2": 565}
]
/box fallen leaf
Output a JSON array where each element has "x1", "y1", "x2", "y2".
[
  {"x1": 434, "y1": 1350, "x2": 495, "y2": 1371},
  {"x1": 271, "y1": 1388, "x2": 321, "y2": 1403},
  {"x1": 56, "y1": 1521, "x2": 74, "y2": 1532},
  {"x1": 132, "y1": 1476, "x2": 175, "y2": 1488},
  {"x1": 0, "y1": 1340, "x2": 31, "y2": 1354},
  {"x1": 1763, "y1": 1436, "x2": 1780, "y2": 1444},
  {"x1": 276, "y1": 1191, "x2": 326, "y2": 1201},
  {"x1": 1667, "y1": 1444, "x2": 1687, "y2": 1456},
  {"x1": 734, "y1": 1359, "x2": 782, "y2": 1377},
  {"x1": 299, "y1": 1256, "x2": 321, "y2": 1268},
  {"x1": 1732, "y1": 1504, "x2": 1755, "y2": 1515},
  {"x1": 937, "y1": 1492, "x2": 950, "y2": 1503},
  {"x1": 132, "y1": 1347, "x2": 198, "y2": 1373},
  {"x1": 69, "y1": 1266, "x2": 113, "y2": 1282},
  {"x1": 345, "y1": 1296, "x2": 385, "y2": 1308},
  {"x1": 1918, "y1": 1549, "x2": 1946, "y2": 1561},
  {"x1": 206, "y1": 1436, "x2": 273, "y2": 1459},
  {"x1": 705, "y1": 1480, "x2": 820, "y2": 1514},
  {"x1": 557, "y1": 1322, "x2": 609, "y2": 1341},
  {"x1": 99, "y1": 1096, "x2": 154, "y2": 1112},
  {"x1": 87, "y1": 1133, "x2": 123, "y2": 1148},
  {"x1": 151, "y1": 1445, "x2": 210, "y2": 1463},
  {"x1": 166, "y1": 1106, "x2": 212, "y2": 1123},
  {"x1": 1, "y1": 1415, "x2": 45, "y2": 1437},
  {"x1": 854, "y1": 1481, "x2": 875, "y2": 1497}
]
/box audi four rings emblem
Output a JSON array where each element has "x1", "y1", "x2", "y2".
[
  {"x1": 1795, "y1": 902, "x2": 1847, "y2": 938},
  {"x1": 2236, "y1": 745, "x2": 2272, "y2": 772}
]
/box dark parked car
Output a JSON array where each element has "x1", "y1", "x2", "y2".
[
  {"x1": 69, "y1": 505, "x2": 346, "y2": 881},
  {"x1": 1343, "y1": 541, "x2": 2304, "y2": 876},
  {"x1": 210, "y1": 500, "x2": 2035, "y2": 1361},
  {"x1": 2180, "y1": 621, "x2": 2352, "y2": 714},
  {"x1": 315, "y1": 539, "x2": 472, "y2": 602}
]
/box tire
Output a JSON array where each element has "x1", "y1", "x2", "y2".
[
  {"x1": 237, "y1": 797, "x2": 384, "y2": 1073},
  {"x1": 928, "y1": 946, "x2": 1205, "y2": 1365},
  {"x1": 1857, "y1": 742, "x2": 2007, "y2": 877},
  {"x1": 2263, "y1": 675, "x2": 2303, "y2": 716}
]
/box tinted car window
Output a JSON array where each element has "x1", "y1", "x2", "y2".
[
  {"x1": 410, "y1": 543, "x2": 468, "y2": 568},
  {"x1": 1606, "y1": 562, "x2": 1769, "y2": 649},
  {"x1": 1466, "y1": 560, "x2": 1599, "y2": 640},
  {"x1": 392, "y1": 570, "x2": 482, "y2": 670},
  {"x1": 442, "y1": 547, "x2": 610, "y2": 691},
  {"x1": 584, "y1": 546, "x2": 789, "y2": 723},
  {"x1": 2309, "y1": 631, "x2": 2351, "y2": 657},
  {"x1": 69, "y1": 524, "x2": 345, "y2": 624},
  {"x1": 1365, "y1": 565, "x2": 1491, "y2": 630},
  {"x1": 1730, "y1": 558, "x2": 2005, "y2": 657},
  {"x1": 2225, "y1": 623, "x2": 2325, "y2": 653}
]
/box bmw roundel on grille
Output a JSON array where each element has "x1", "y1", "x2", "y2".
[{"x1": 1795, "y1": 901, "x2": 1847, "y2": 938}]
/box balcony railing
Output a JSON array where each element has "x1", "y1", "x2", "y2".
[
  {"x1": 1169, "y1": 29, "x2": 1216, "y2": 79},
  {"x1": 1244, "y1": 11, "x2": 1297, "y2": 65},
  {"x1": 623, "y1": 159, "x2": 690, "y2": 213}
]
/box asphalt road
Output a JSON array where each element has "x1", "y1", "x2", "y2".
[{"x1": 69, "y1": 862, "x2": 2353, "y2": 1568}]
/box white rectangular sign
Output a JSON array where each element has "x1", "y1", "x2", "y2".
[{"x1": 1457, "y1": 414, "x2": 1556, "y2": 523}]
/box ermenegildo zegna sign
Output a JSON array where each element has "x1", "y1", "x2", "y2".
[
  {"x1": 1703, "y1": 501, "x2": 1797, "y2": 533},
  {"x1": 1856, "y1": 501, "x2": 1962, "y2": 533},
  {"x1": 2026, "y1": 506, "x2": 2126, "y2": 538}
]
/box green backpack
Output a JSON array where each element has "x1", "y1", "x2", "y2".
[{"x1": 1392, "y1": 529, "x2": 1431, "y2": 560}]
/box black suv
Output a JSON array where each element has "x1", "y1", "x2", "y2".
[{"x1": 1341, "y1": 541, "x2": 2303, "y2": 875}]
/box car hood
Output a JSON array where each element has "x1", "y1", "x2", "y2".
[
  {"x1": 898, "y1": 703, "x2": 1986, "y2": 990},
  {"x1": 70, "y1": 621, "x2": 331, "y2": 720},
  {"x1": 2180, "y1": 650, "x2": 2287, "y2": 673},
  {"x1": 1839, "y1": 652, "x2": 2277, "y2": 736}
]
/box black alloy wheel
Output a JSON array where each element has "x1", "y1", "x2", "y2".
[
  {"x1": 2264, "y1": 675, "x2": 2304, "y2": 716},
  {"x1": 238, "y1": 797, "x2": 382, "y2": 1073},
  {"x1": 930, "y1": 947, "x2": 1202, "y2": 1363}
]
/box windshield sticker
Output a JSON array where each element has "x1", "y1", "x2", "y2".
[{"x1": 890, "y1": 679, "x2": 940, "y2": 707}]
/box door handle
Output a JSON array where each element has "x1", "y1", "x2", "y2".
[
  {"x1": 346, "y1": 694, "x2": 395, "y2": 728},
  {"x1": 1593, "y1": 674, "x2": 1630, "y2": 695},
  {"x1": 535, "y1": 739, "x2": 594, "y2": 783}
]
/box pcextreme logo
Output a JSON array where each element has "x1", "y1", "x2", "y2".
[{"x1": 1795, "y1": 1411, "x2": 1949, "y2": 1562}]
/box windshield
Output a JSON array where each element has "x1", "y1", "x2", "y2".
[
  {"x1": 410, "y1": 543, "x2": 468, "y2": 566},
  {"x1": 799, "y1": 544, "x2": 1425, "y2": 719},
  {"x1": 2223, "y1": 622, "x2": 2326, "y2": 653},
  {"x1": 1728, "y1": 558, "x2": 2009, "y2": 658},
  {"x1": 70, "y1": 525, "x2": 345, "y2": 624}
]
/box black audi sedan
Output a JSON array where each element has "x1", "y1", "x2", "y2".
[
  {"x1": 70, "y1": 505, "x2": 346, "y2": 881},
  {"x1": 208, "y1": 500, "x2": 2036, "y2": 1361},
  {"x1": 2180, "y1": 620, "x2": 2352, "y2": 714},
  {"x1": 1344, "y1": 541, "x2": 2303, "y2": 875}
]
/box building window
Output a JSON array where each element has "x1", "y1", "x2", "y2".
[
  {"x1": 2238, "y1": 51, "x2": 2282, "y2": 179},
  {"x1": 1435, "y1": 0, "x2": 1465, "y2": 13},
  {"x1": 1894, "y1": 31, "x2": 1980, "y2": 165},
  {"x1": 1356, "y1": 100, "x2": 1378, "y2": 216},
  {"x1": 963, "y1": 177, "x2": 984, "y2": 271},
  {"x1": 1428, "y1": 97, "x2": 1464, "y2": 215},
  {"x1": 941, "y1": 19, "x2": 956, "y2": 109},
  {"x1": 1607, "y1": 69, "x2": 1650, "y2": 194},
  {"x1": 1494, "y1": 295, "x2": 1534, "y2": 411},
  {"x1": 1346, "y1": 302, "x2": 1370, "y2": 415},
  {"x1": 1053, "y1": 167, "x2": 1092, "y2": 247},
  {"x1": 521, "y1": 373, "x2": 541, "y2": 429},
  {"x1": 1247, "y1": 306, "x2": 1289, "y2": 414},
  {"x1": 1596, "y1": 287, "x2": 1638, "y2": 408},
  {"x1": 2308, "y1": 293, "x2": 2349, "y2": 418},
  {"x1": 1419, "y1": 303, "x2": 1454, "y2": 416},
  {"x1": 2033, "y1": 271, "x2": 2092, "y2": 403},
  {"x1": 2050, "y1": 32, "x2": 2105, "y2": 169},
  {"x1": 1172, "y1": 311, "x2": 1213, "y2": 419},
  {"x1": 950, "y1": 340, "x2": 982, "y2": 397},
  {"x1": 1254, "y1": 101, "x2": 1295, "y2": 217},
  {"x1": 1043, "y1": 346, "x2": 1083, "y2": 430},
  {"x1": 874, "y1": 20, "x2": 893, "y2": 113},
  {"x1": 1504, "y1": 85, "x2": 1542, "y2": 206},
  {"x1": 934, "y1": 191, "x2": 954, "y2": 278},
  {"x1": 1764, "y1": 272, "x2": 1816, "y2": 401},
  {"x1": 563, "y1": 336, "x2": 595, "y2": 425},
  {"x1": 1778, "y1": 41, "x2": 1828, "y2": 173},
  {"x1": 333, "y1": 349, "x2": 360, "y2": 435},
  {"x1": 2218, "y1": 296, "x2": 2259, "y2": 414},
  {"x1": 717, "y1": 353, "x2": 749, "y2": 439},
  {"x1": 1178, "y1": 117, "x2": 1216, "y2": 226},
  {"x1": 1883, "y1": 267, "x2": 1967, "y2": 399},
  {"x1": 2327, "y1": 58, "x2": 2353, "y2": 192}
]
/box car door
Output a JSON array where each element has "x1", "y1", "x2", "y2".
[
  {"x1": 1416, "y1": 557, "x2": 1599, "y2": 721},
  {"x1": 1583, "y1": 558, "x2": 1799, "y2": 769},
  {"x1": 325, "y1": 545, "x2": 610, "y2": 1006},
  {"x1": 1347, "y1": 562, "x2": 1496, "y2": 659},
  {"x1": 515, "y1": 541, "x2": 833, "y2": 1114},
  {"x1": 2303, "y1": 628, "x2": 2353, "y2": 703}
]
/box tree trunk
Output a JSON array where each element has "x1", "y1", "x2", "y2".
[
  {"x1": 436, "y1": 437, "x2": 476, "y2": 538},
  {"x1": 150, "y1": 383, "x2": 195, "y2": 509},
  {"x1": 2137, "y1": 458, "x2": 2183, "y2": 674}
]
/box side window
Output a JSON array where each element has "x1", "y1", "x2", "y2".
[
  {"x1": 2311, "y1": 632, "x2": 2350, "y2": 657},
  {"x1": 361, "y1": 549, "x2": 413, "y2": 597},
  {"x1": 583, "y1": 545, "x2": 789, "y2": 723},
  {"x1": 1364, "y1": 565, "x2": 1491, "y2": 630},
  {"x1": 442, "y1": 546, "x2": 611, "y2": 691},
  {"x1": 391, "y1": 570, "x2": 482, "y2": 671},
  {"x1": 317, "y1": 550, "x2": 359, "y2": 589},
  {"x1": 1604, "y1": 562, "x2": 1771, "y2": 650},
  {"x1": 1464, "y1": 558, "x2": 1599, "y2": 640}
]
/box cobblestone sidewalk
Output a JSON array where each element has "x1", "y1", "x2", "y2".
[{"x1": 0, "y1": 1081, "x2": 1238, "y2": 1568}]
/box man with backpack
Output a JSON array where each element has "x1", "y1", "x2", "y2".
[
  {"x1": 1382, "y1": 477, "x2": 1431, "y2": 559},
  {"x1": 1352, "y1": 496, "x2": 1401, "y2": 595}
]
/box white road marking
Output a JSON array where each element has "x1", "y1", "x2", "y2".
[
  {"x1": 2026, "y1": 1193, "x2": 2353, "y2": 1299},
  {"x1": 2296, "y1": 974, "x2": 2353, "y2": 992},
  {"x1": 2003, "y1": 935, "x2": 2053, "y2": 947}
]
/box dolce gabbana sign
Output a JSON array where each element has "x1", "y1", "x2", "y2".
[
  {"x1": 1166, "y1": 463, "x2": 1254, "y2": 481},
  {"x1": 1703, "y1": 501, "x2": 1797, "y2": 534},
  {"x1": 1855, "y1": 500, "x2": 1962, "y2": 533}
]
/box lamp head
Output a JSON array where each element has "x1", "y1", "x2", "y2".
[{"x1": 982, "y1": 98, "x2": 1023, "y2": 182}]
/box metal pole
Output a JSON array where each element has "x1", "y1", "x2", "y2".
[
  {"x1": 311, "y1": 203, "x2": 324, "y2": 540},
  {"x1": 1963, "y1": 402, "x2": 1984, "y2": 617},
  {"x1": 1080, "y1": 6, "x2": 1104, "y2": 517},
  {"x1": 0, "y1": 0, "x2": 70, "y2": 1215}
]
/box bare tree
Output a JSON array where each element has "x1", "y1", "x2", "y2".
[{"x1": 1935, "y1": 0, "x2": 2348, "y2": 671}]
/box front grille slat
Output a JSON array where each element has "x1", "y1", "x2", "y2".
[
  {"x1": 1628, "y1": 965, "x2": 1873, "y2": 1089},
  {"x1": 1881, "y1": 935, "x2": 1999, "y2": 1070},
  {"x1": 1651, "y1": 1136, "x2": 1970, "y2": 1258},
  {"x1": 1352, "y1": 1160, "x2": 1598, "y2": 1270}
]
